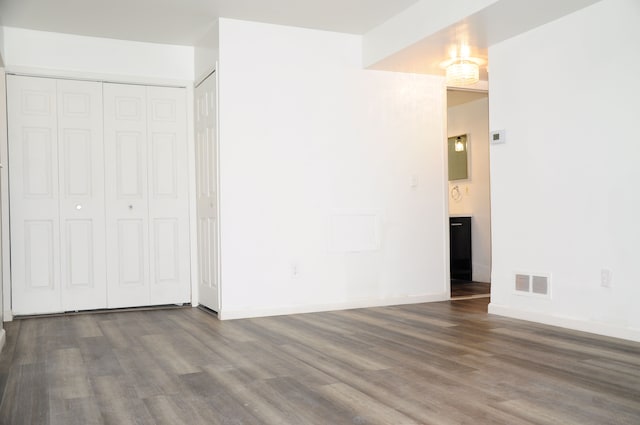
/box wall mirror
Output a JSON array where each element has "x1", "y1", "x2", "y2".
[{"x1": 448, "y1": 134, "x2": 468, "y2": 181}]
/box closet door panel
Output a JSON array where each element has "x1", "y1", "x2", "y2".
[
  {"x1": 195, "y1": 73, "x2": 219, "y2": 311},
  {"x1": 104, "y1": 83, "x2": 150, "y2": 308},
  {"x1": 147, "y1": 86, "x2": 190, "y2": 305},
  {"x1": 8, "y1": 75, "x2": 62, "y2": 315},
  {"x1": 57, "y1": 79, "x2": 106, "y2": 311}
]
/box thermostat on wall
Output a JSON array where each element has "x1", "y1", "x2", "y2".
[{"x1": 490, "y1": 129, "x2": 506, "y2": 145}]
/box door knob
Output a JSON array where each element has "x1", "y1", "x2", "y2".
[{"x1": 128, "y1": 205, "x2": 133, "y2": 210}]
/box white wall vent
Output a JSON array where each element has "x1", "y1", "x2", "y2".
[
  {"x1": 515, "y1": 274, "x2": 530, "y2": 292},
  {"x1": 514, "y1": 272, "x2": 551, "y2": 298},
  {"x1": 531, "y1": 275, "x2": 549, "y2": 295}
]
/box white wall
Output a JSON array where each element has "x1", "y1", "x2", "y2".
[
  {"x1": 489, "y1": 0, "x2": 640, "y2": 341},
  {"x1": 218, "y1": 19, "x2": 448, "y2": 319},
  {"x1": 194, "y1": 21, "x2": 219, "y2": 84},
  {"x1": 448, "y1": 97, "x2": 491, "y2": 282},
  {"x1": 0, "y1": 65, "x2": 6, "y2": 347},
  {"x1": 1, "y1": 27, "x2": 193, "y2": 82},
  {"x1": 0, "y1": 27, "x2": 5, "y2": 65}
]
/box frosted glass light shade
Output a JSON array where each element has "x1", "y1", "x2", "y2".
[{"x1": 446, "y1": 61, "x2": 480, "y2": 86}]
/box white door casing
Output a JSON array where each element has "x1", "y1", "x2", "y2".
[
  {"x1": 8, "y1": 75, "x2": 62, "y2": 314},
  {"x1": 195, "y1": 73, "x2": 220, "y2": 312}
]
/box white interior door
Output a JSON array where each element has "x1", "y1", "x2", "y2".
[
  {"x1": 195, "y1": 72, "x2": 220, "y2": 311},
  {"x1": 104, "y1": 83, "x2": 150, "y2": 308},
  {"x1": 147, "y1": 86, "x2": 191, "y2": 305},
  {"x1": 8, "y1": 75, "x2": 62, "y2": 315},
  {"x1": 57, "y1": 79, "x2": 107, "y2": 311}
]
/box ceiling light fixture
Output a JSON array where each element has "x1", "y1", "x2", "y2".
[
  {"x1": 440, "y1": 48, "x2": 485, "y2": 87},
  {"x1": 446, "y1": 59, "x2": 480, "y2": 86}
]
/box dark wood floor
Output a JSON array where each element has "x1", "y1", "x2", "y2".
[
  {"x1": 451, "y1": 280, "x2": 491, "y2": 298},
  {"x1": 0, "y1": 299, "x2": 639, "y2": 425}
]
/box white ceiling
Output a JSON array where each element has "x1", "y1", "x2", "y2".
[
  {"x1": 0, "y1": 0, "x2": 420, "y2": 46},
  {"x1": 368, "y1": 0, "x2": 603, "y2": 78}
]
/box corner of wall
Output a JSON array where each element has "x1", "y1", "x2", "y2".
[{"x1": 194, "y1": 20, "x2": 219, "y2": 84}]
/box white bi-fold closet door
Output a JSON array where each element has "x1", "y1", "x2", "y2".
[
  {"x1": 8, "y1": 76, "x2": 106, "y2": 314},
  {"x1": 8, "y1": 75, "x2": 190, "y2": 315},
  {"x1": 103, "y1": 83, "x2": 190, "y2": 309}
]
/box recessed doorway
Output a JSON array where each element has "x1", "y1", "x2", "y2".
[{"x1": 447, "y1": 89, "x2": 491, "y2": 300}]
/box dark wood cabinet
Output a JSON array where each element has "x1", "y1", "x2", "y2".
[{"x1": 450, "y1": 216, "x2": 472, "y2": 281}]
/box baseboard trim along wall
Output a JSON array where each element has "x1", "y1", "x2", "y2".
[
  {"x1": 489, "y1": 303, "x2": 640, "y2": 342},
  {"x1": 219, "y1": 292, "x2": 450, "y2": 320}
]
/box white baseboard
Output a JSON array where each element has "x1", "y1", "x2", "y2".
[
  {"x1": 219, "y1": 292, "x2": 450, "y2": 320},
  {"x1": 0, "y1": 329, "x2": 5, "y2": 354},
  {"x1": 489, "y1": 303, "x2": 640, "y2": 342}
]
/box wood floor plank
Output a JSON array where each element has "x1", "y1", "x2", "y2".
[
  {"x1": 143, "y1": 395, "x2": 208, "y2": 425},
  {"x1": 184, "y1": 391, "x2": 264, "y2": 425},
  {"x1": 319, "y1": 382, "x2": 419, "y2": 425},
  {"x1": 113, "y1": 346, "x2": 183, "y2": 399},
  {"x1": 49, "y1": 397, "x2": 103, "y2": 425},
  {"x1": 91, "y1": 375, "x2": 155, "y2": 425},
  {"x1": 0, "y1": 299, "x2": 639, "y2": 424},
  {"x1": 0, "y1": 362, "x2": 50, "y2": 424},
  {"x1": 77, "y1": 336, "x2": 124, "y2": 378}
]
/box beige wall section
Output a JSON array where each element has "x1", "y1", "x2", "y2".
[{"x1": 447, "y1": 95, "x2": 491, "y2": 283}]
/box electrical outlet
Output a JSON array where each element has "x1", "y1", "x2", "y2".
[{"x1": 600, "y1": 269, "x2": 612, "y2": 288}]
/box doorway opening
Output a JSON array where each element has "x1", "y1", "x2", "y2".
[{"x1": 446, "y1": 89, "x2": 491, "y2": 300}]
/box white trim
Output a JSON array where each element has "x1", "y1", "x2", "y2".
[
  {"x1": 219, "y1": 292, "x2": 449, "y2": 320},
  {"x1": 0, "y1": 329, "x2": 5, "y2": 353},
  {"x1": 446, "y1": 80, "x2": 489, "y2": 91},
  {"x1": 0, "y1": 67, "x2": 11, "y2": 322},
  {"x1": 186, "y1": 84, "x2": 198, "y2": 308},
  {"x1": 441, "y1": 79, "x2": 452, "y2": 299},
  {"x1": 5, "y1": 66, "x2": 192, "y2": 88},
  {"x1": 215, "y1": 62, "x2": 222, "y2": 314},
  {"x1": 195, "y1": 67, "x2": 216, "y2": 89},
  {"x1": 489, "y1": 303, "x2": 640, "y2": 342}
]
